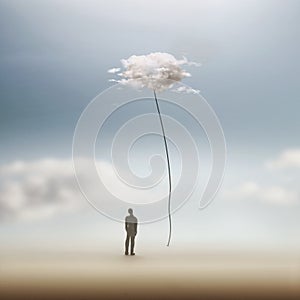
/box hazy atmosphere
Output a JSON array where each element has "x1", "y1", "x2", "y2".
[{"x1": 0, "y1": 0, "x2": 299, "y2": 299}]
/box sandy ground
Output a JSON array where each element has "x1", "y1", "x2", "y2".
[{"x1": 0, "y1": 248, "x2": 300, "y2": 299}]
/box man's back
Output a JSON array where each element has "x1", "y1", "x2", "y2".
[{"x1": 125, "y1": 214, "x2": 137, "y2": 236}]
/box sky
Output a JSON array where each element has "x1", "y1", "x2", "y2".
[{"x1": 0, "y1": 0, "x2": 300, "y2": 253}]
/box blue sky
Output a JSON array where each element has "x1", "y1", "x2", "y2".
[{"x1": 0, "y1": 0, "x2": 299, "y2": 252}]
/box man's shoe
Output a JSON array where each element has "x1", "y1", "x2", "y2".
[
  {"x1": 125, "y1": 252, "x2": 129, "y2": 255},
  {"x1": 130, "y1": 253, "x2": 135, "y2": 256}
]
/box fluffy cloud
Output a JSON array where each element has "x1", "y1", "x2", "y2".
[
  {"x1": 223, "y1": 181, "x2": 298, "y2": 205},
  {"x1": 109, "y1": 52, "x2": 200, "y2": 92},
  {"x1": 173, "y1": 86, "x2": 200, "y2": 94},
  {"x1": 265, "y1": 149, "x2": 300, "y2": 169},
  {"x1": 0, "y1": 159, "x2": 85, "y2": 221},
  {"x1": 107, "y1": 67, "x2": 121, "y2": 74}
]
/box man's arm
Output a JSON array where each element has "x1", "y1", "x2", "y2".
[{"x1": 134, "y1": 220, "x2": 137, "y2": 235}]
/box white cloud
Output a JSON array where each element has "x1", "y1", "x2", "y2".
[
  {"x1": 173, "y1": 86, "x2": 200, "y2": 95},
  {"x1": 109, "y1": 52, "x2": 199, "y2": 92},
  {"x1": 223, "y1": 181, "x2": 298, "y2": 206},
  {"x1": 107, "y1": 67, "x2": 121, "y2": 74},
  {"x1": 0, "y1": 159, "x2": 85, "y2": 221},
  {"x1": 266, "y1": 149, "x2": 300, "y2": 169}
]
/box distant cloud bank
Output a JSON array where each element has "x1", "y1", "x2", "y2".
[
  {"x1": 223, "y1": 181, "x2": 298, "y2": 206},
  {"x1": 1, "y1": 150, "x2": 299, "y2": 222},
  {"x1": 0, "y1": 159, "x2": 84, "y2": 222},
  {"x1": 223, "y1": 148, "x2": 300, "y2": 206},
  {"x1": 265, "y1": 149, "x2": 300, "y2": 169}
]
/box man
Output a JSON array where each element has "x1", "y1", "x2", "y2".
[{"x1": 125, "y1": 208, "x2": 138, "y2": 256}]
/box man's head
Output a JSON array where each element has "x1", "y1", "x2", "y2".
[{"x1": 128, "y1": 208, "x2": 133, "y2": 215}]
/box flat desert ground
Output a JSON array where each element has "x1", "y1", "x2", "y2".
[{"x1": 0, "y1": 248, "x2": 299, "y2": 299}]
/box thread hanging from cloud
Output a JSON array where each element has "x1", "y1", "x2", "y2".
[{"x1": 108, "y1": 52, "x2": 200, "y2": 94}]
